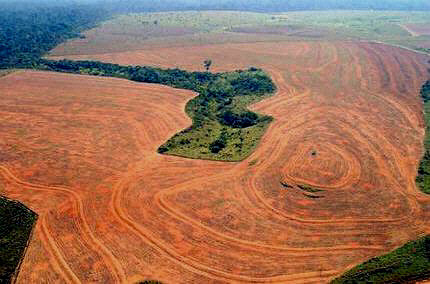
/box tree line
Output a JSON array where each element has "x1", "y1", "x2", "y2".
[
  {"x1": 0, "y1": 2, "x2": 107, "y2": 69},
  {"x1": 416, "y1": 79, "x2": 430, "y2": 194}
]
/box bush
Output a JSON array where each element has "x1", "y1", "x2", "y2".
[
  {"x1": 209, "y1": 139, "x2": 226, "y2": 153},
  {"x1": 219, "y1": 110, "x2": 259, "y2": 128}
]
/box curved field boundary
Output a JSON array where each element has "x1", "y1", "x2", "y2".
[
  {"x1": 0, "y1": 165, "x2": 126, "y2": 283},
  {"x1": 0, "y1": 195, "x2": 37, "y2": 283}
]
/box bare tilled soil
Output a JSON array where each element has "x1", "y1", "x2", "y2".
[
  {"x1": 1, "y1": 40, "x2": 430, "y2": 283},
  {"x1": 403, "y1": 23, "x2": 430, "y2": 36}
]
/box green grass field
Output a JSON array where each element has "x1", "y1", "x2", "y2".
[{"x1": 117, "y1": 11, "x2": 277, "y2": 33}]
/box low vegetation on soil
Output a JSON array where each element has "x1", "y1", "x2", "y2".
[
  {"x1": 39, "y1": 59, "x2": 276, "y2": 161},
  {"x1": 331, "y1": 235, "x2": 430, "y2": 283},
  {"x1": 280, "y1": 182, "x2": 325, "y2": 198},
  {"x1": 297, "y1": 184, "x2": 324, "y2": 193},
  {"x1": 416, "y1": 80, "x2": 430, "y2": 194},
  {"x1": 0, "y1": 196, "x2": 37, "y2": 283},
  {"x1": 277, "y1": 11, "x2": 430, "y2": 53},
  {"x1": 111, "y1": 11, "x2": 276, "y2": 33}
]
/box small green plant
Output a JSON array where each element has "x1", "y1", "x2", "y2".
[
  {"x1": 203, "y1": 59, "x2": 212, "y2": 71},
  {"x1": 139, "y1": 281, "x2": 163, "y2": 284},
  {"x1": 280, "y1": 181, "x2": 293, "y2": 189}
]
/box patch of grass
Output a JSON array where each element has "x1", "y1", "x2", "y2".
[
  {"x1": 297, "y1": 184, "x2": 324, "y2": 193},
  {"x1": 0, "y1": 196, "x2": 37, "y2": 283},
  {"x1": 280, "y1": 182, "x2": 324, "y2": 198},
  {"x1": 0, "y1": 69, "x2": 16, "y2": 78},
  {"x1": 416, "y1": 80, "x2": 430, "y2": 194},
  {"x1": 303, "y1": 193, "x2": 322, "y2": 199},
  {"x1": 280, "y1": 181, "x2": 293, "y2": 189},
  {"x1": 116, "y1": 11, "x2": 276, "y2": 33},
  {"x1": 331, "y1": 235, "x2": 430, "y2": 283}
]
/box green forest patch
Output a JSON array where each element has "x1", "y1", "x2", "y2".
[
  {"x1": 331, "y1": 235, "x2": 430, "y2": 283},
  {"x1": 0, "y1": 196, "x2": 37, "y2": 283},
  {"x1": 416, "y1": 80, "x2": 430, "y2": 194}
]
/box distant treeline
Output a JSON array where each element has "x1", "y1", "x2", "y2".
[
  {"x1": 102, "y1": 0, "x2": 430, "y2": 12},
  {"x1": 0, "y1": 2, "x2": 108, "y2": 69}
]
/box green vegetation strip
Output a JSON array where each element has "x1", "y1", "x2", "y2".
[
  {"x1": 38, "y1": 59, "x2": 276, "y2": 161},
  {"x1": 0, "y1": 196, "x2": 37, "y2": 283},
  {"x1": 331, "y1": 235, "x2": 430, "y2": 283},
  {"x1": 297, "y1": 184, "x2": 324, "y2": 193},
  {"x1": 416, "y1": 80, "x2": 430, "y2": 194}
]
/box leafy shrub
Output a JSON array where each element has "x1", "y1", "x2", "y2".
[{"x1": 219, "y1": 110, "x2": 259, "y2": 128}]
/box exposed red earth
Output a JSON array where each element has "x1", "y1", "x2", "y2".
[
  {"x1": 1, "y1": 41, "x2": 430, "y2": 283},
  {"x1": 403, "y1": 23, "x2": 430, "y2": 36}
]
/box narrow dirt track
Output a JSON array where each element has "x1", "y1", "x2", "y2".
[{"x1": 1, "y1": 40, "x2": 430, "y2": 283}]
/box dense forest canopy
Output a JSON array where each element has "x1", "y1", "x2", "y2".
[{"x1": 0, "y1": 2, "x2": 107, "y2": 68}]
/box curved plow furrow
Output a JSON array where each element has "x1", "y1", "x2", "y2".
[{"x1": 0, "y1": 40, "x2": 429, "y2": 283}]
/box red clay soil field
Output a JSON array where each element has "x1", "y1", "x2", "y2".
[
  {"x1": 403, "y1": 23, "x2": 430, "y2": 36},
  {"x1": 2, "y1": 41, "x2": 430, "y2": 283}
]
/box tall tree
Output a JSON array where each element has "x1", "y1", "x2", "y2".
[{"x1": 204, "y1": 59, "x2": 212, "y2": 71}]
